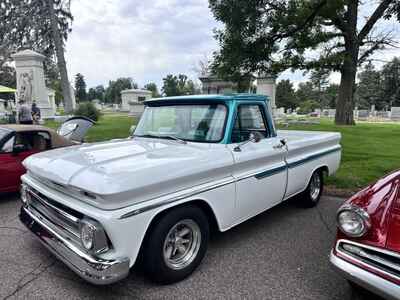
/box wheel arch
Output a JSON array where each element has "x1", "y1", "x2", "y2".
[{"x1": 136, "y1": 199, "x2": 221, "y2": 265}]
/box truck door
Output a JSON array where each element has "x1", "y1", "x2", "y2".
[{"x1": 228, "y1": 103, "x2": 287, "y2": 222}]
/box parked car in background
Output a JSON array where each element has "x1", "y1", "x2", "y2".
[
  {"x1": 331, "y1": 170, "x2": 400, "y2": 300},
  {"x1": 0, "y1": 117, "x2": 94, "y2": 193},
  {"x1": 19, "y1": 94, "x2": 341, "y2": 285}
]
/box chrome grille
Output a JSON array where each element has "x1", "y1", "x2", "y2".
[
  {"x1": 26, "y1": 186, "x2": 82, "y2": 242},
  {"x1": 338, "y1": 240, "x2": 400, "y2": 279}
]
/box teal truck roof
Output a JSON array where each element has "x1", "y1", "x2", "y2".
[{"x1": 145, "y1": 93, "x2": 269, "y2": 105}]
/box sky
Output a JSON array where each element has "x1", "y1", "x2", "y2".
[{"x1": 65, "y1": 0, "x2": 400, "y2": 90}]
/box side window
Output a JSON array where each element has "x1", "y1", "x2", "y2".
[
  {"x1": 14, "y1": 132, "x2": 51, "y2": 152},
  {"x1": 1, "y1": 136, "x2": 15, "y2": 153},
  {"x1": 34, "y1": 132, "x2": 51, "y2": 151},
  {"x1": 232, "y1": 104, "x2": 268, "y2": 143}
]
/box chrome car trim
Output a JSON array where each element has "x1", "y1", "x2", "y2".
[
  {"x1": 335, "y1": 239, "x2": 400, "y2": 282},
  {"x1": 28, "y1": 188, "x2": 80, "y2": 224},
  {"x1": 20, "y1": 206, "x2": 130, "y2": 285},
  {"x1": 330, "y1": 250, "x2": 400, "y2": 300}
]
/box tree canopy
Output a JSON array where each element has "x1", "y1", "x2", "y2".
[
  {"x1": 209, "y1": 0, "x2": 400, "y2": 124},
  {"x1": 162, "y1": 74, "x2": 197, "y2": 97},
  {"x1": 104, "y1": 77, "x2": 137, "y2": 104},
  {"x1": 144, "y1": 82, "x2": 161, "y2": 98}
]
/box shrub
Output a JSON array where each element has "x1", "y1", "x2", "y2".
[{"x1": 74, "y1": 102, "x2": 102, "y2": 122}]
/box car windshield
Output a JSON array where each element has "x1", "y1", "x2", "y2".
[
  {"x1": 134, "y1": 104, "x2": 227, "y2": 142},
  {"x1": 0, "y1": 128, "x2": 10, "y2": 141}
]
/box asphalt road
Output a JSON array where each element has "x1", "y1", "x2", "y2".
[{"x1": 0, "y1": 193, "x2": 383, "y2": 300}]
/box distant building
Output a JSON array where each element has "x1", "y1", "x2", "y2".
[{"x1": 120, "y1": 89, "x2": 152, "y2": 116}]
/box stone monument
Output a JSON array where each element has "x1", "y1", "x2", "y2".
[
  {"x1": 12, "y1": 50, "x2": 55, "y2": 118},
  {"x1": 257, "y1": 74, "x2": 277, "y2": 111},
  {"x1": 121, "y1": 89, "x2": 152, "y2": 116}
]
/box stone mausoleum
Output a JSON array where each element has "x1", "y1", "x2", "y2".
[
  {"x1": 121, "y1": 89, "x2": 152, "y2": 116},
  {"x1": 199, "y1": 72, "x2": 277, "y2": 112}
]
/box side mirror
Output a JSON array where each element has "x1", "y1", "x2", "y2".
[
  {"x1": 234, "y1": 131, "x2": 263, "y2": 152},
  {"x1": 12, "y1": 144, "x2": 26, "y2": 155}
]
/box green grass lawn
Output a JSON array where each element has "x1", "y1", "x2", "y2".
[
  {"x1": 280, "y1": 119, "x2": 400, "y2": 191},
  {"x1": 46, "y1": 114, "x2": 400, "y2": 193},
  {"x1": 45, "y1": 113, "x2": 137, "y2": 142}
]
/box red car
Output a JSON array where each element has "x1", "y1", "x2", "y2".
[
  {"x1": 330, "y1": 170, "x2": 400, "y2": 299},
  {"x1": 0, "y1": 117, "x2": 94, "y2": 193}
]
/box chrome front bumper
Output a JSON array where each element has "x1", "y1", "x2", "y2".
[
  {"x1": 330, "y1": 251, "x2": 400, "y2": 300},
  {"x1": 20, "y1": 206, "x2": 130, "y2": 285}
]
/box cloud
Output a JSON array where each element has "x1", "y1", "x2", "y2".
[
  {"x1": 65, "y1": 1, "x2": 400, "y2": 90},
  {"x1": 65, "y1": 0, "x2": 219, "y2": 89}
]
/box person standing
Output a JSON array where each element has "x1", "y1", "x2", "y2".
[
  {"x1": 18, "y1": 100, "x2": 33, "y2": 125},
  {"x1": 31, "y1": 102, "x2": 41, "y2": 124}
]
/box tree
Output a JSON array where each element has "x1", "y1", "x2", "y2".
[
  {"x1": 357, "y1": 62, "x2": 384, "y2": 109},
  {"x1": 87, "y1": 88, "x2": 96, "y2": 101},
  {"x1": 296, "y1": 82, "x2": 317, "y2": 104},
  {"x1": 0, "y1": 0, "x2": 74, "y2": 112},
  {"x1": 104, "y1": 78, "x2": 137, "y2": 104},
  {"x1": 382, "y1": 58, "x2": 400, "y2": 107},
  {"x1": 94, "y1": 85, "x2": 105, "y2": 101},
  {"x1": 209, "y1": 0, "x2": 400, "y2": 125},
  {"x1": 162, "y1": 74, "x2": 197, "y2": 96},
  {"x1": 276, "y1": 80, "x2": 298, "y2": 110},
  {"x1": 74, "y1": 73, "x2": 87, "y2": 102},
  {"x1": 144, "y1": 82, "x2": 160, "y2": 98}
]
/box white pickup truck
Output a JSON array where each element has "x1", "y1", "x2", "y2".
[{"x1": 19, "y1": 94, "x2": 341, "y2": 285}]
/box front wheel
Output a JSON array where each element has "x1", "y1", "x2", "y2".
[
  {"x1": 301, "y1": 169, "x2": 324, "y2": 208},
  {"x1": 142, "y1": 206, "x2": 209, "y2": 284}
]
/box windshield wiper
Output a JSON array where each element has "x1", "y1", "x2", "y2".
[{"x1": 133, "y1": 134, "x2": 187, "y2": 144}]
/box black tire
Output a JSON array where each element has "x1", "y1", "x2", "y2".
[
  {"x1": 301, "y1": 169, "x2": 324, "y2": 208},
  {"x1": 142, "y1": 205, "x2": 209, "y2": 284}
]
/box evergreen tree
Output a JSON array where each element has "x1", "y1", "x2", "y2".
[
  {"x1": 276, "y1": 80, "x2": 298, "y2": 110},
  {"x1": 75, "y1": 73, "x2": 87, "y2": 102}
]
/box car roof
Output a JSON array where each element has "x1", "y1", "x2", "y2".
[
  {"x1": 0, "y1": 124, "x2": 52, "y2": 133},
  {"x1": 145, "y1": 93, "x2": 269, "y2": 105}
]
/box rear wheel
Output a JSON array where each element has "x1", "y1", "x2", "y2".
[
  {"x1": 301, "y1": 169, "x2": 323, "y2": 208},
  {"x1": 142, "y1": 206, "x2": 209, "y2": 284}
]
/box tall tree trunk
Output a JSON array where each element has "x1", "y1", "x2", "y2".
[
  {"x1": 335, "y1": 0, "x2": 358, "y2": 125},
  {"x1": 47, "y1": 0, "x2": 73, "y2": 113},
  {"x1": 335, "y1": 61, "x2": 357, "y2": 125}
]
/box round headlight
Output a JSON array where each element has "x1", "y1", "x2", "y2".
[
  {"x1": 337, "y1": 205, "x2": 371, "y2": 237},
  {"x1": 80, "y1": 222, "x2": 95, "y2": 250}
]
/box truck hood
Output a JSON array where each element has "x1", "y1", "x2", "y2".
[{"x1": 23, "y1": 138, "x2": 234, "y2": 210}]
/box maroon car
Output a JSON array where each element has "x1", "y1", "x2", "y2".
[
  {"x1": 331, "y1": 170, "x2": 400, "y2": 299},
  {"x1": 0, "y1": 117, "x2": 94, "y2": 193}
]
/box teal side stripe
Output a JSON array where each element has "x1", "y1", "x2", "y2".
[
  {"x1": 287, "y1": 146, "x2": 341, "y2": 169},
  {"x1": 254, "y1": 146, "x2": 341, "y2": 180},
  {"x1": 254, "y1": 165, "x2": 287, "y2": 179}
]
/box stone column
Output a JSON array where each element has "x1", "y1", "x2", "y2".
[
  {"x1": 257, "y1": 74, "x2": 277, "y2": 110},
  {"x1": 12, "y1": 49, "x2": 53, "y2": 119}
]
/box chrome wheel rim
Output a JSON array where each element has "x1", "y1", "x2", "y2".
[
  {"x1": 163, "y1": 219, "x2": 201, "y2": 270},
  {"x1": 310, "y1": 173, "x2": 321, "y2": 201}
]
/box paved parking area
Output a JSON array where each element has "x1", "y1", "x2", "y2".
[{"x1": 0, "y1": 194, "x2": 382, "y2": 300}]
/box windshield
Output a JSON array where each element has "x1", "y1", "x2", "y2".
[
  {"x1": 134, "y1": 104, "x2": 227, "y2": 142},
  {"x1": 0, "y1": 128, "x2": 10, "y2": 141}
]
